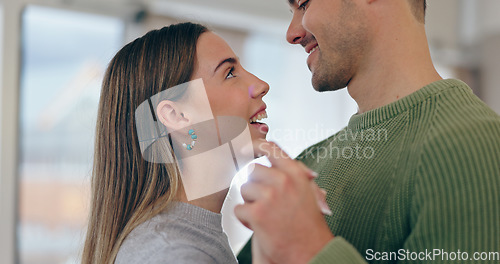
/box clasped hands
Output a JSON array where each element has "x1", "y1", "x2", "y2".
[{"x1": 235, "y1": 140, "x2": 334, "y2": 264}]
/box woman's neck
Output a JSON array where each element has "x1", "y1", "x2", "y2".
[
  {"x1": 179, "y1": 188, "x2": 229, "y2": 213},
  {"x1": 176, "y1": 145, "x2": 238, "y2": 213}
]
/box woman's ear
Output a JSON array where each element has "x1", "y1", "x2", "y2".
[{"x1": 156, "y1": 100, "x2": 190, "y2": 130}]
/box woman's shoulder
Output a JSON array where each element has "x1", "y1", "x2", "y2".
[
  {"x1": 116, "y1": 239, "x2": 216, "y2": 264},
  {"x1": 115, "y1": 205, "x2": 237, "y2": 263},
  {"x1": 114, "y1": 214, "x2": 172, "y2": 262},
  {"x1": 114, "y1": 214, "x2": 210, "y2": 263}
]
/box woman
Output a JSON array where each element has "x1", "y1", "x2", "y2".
[{"x1": 82, "y1": 22, "x2": 269, "y2": 263}]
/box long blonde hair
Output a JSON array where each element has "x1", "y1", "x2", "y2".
[{"x1": 82, "y1": 22, "x2": 208, "y2": 264}]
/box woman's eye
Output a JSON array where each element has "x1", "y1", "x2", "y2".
[
  {"x1": 298, "y1": 0, "x2": 309, "y2": 11},
  {"x1": 226, "y1": 67, "x2": 236, "y2": 79}
]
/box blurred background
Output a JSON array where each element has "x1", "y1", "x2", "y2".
[{"x1": 0, "y1": 0, "x2": 499, "y2": 263}]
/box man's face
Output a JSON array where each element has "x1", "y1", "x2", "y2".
[{"x1": 286, "y1": 0, "x2": 369, "y2": 92}]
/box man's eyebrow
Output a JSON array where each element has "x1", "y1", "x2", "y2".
[
  {"x1": 213, "y1": 57, "x2": 238, "y2": 75},
  {"x1": 288, "y1": 0, "x2": 297, "y2": 13}
]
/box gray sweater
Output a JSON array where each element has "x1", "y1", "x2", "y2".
[{"x1": 115, "y1": 202, "x2": 237, "y2": 264}]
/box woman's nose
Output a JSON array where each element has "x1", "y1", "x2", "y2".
[{"x1": 248, "y1": 77, "x2": 269, "y2": 98}]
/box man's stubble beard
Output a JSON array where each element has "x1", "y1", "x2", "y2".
[
  {"x1": 311, "y1": 51, "x2": 352, "y2": 92},
  {"x1": 310, "y1": 1, "x2": 367, "y2": 93}
]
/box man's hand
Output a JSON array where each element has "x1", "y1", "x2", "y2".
[{"x1": 235, "y1": 140, "x2": 334, "y2": 264}]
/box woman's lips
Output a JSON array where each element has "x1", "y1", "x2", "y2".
[
  {"x1": 249, "y1": 109, "x2": 268, "y2": 134},
  {"x1": 251, "y1": 122, "x2": 269, "y2": 134}
]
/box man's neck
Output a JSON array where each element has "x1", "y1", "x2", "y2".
[
  {"x1": 348, "y1": 17, "x2": 442, "y2": 113},
  {"x1": 348, "y1": 69, "x2": 442, "y2": 114}
]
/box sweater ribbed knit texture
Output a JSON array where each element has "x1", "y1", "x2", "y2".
[
  {"x1": 237, "y1": 79, "x2": 500, "y2": 263},
  {"x1": 116, "y1": 202, "x2": 237, "y2": 264}
]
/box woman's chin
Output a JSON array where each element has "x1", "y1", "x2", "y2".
[{"x1": 250, "y1": 131, "x2": 268, "y2": 142}]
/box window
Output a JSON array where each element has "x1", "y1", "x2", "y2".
[{"x1": 18, "y1": 6, "x2": 123, "y2": 263}]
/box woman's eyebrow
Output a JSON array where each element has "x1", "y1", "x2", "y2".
[{"x1": 213, "y1": 57, "x2": 238, "y2": 76}]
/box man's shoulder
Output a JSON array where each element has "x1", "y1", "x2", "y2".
[
  {"x1": 417, "y1": 79, "x2": 500, "y2": 142},
  {"x1": 430, "y1": 79, "x2": 497, "y2": 118},
  {"x1": 414, "y1": 82, "x2": 500, "y2": 173},
  {"x1": 441, "y1": 101, "x2": 497, "y2": 131}
]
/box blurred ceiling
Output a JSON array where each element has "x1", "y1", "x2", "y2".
[
  {"x1": 144, "y1": 0, "x2": 292, "y2": 34},
  {"x1": 35, "y1": 0, "x2": 500, "y2": 66},
  {"x1": 149, "y1": 0, "x2": 292, "y2": 21}
]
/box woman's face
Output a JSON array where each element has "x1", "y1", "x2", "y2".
[{"x1": 191, "y1": 32, "x2": 270, "y2": 141}]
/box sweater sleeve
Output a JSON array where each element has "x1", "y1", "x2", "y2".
[
  {"x1": 309, "y1": 237, "x2": 367, "y2": 264},
  {"x1": 147, "y1": 244, "x2": 217, "y2": 264},
  {"x1": 237, "y1": 236, "x2": 368, "y2": 264},
  {"x1": 402, "y1": 122, "x2": 500, "y2": 263}
]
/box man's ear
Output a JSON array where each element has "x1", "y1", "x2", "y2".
[{"x1": 156, "y1": 100, "x2": 190, "y2": 130}]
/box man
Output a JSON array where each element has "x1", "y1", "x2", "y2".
[{"x1": 235, "y1": 0, "x2": 500, "y2": 263}]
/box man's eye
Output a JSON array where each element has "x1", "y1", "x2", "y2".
[
  {"x1": 298, "y1": 0, "x2": 309, "y2": 11},
  {"x1": 226, "y1": 67, "x2": 236, "y2": 79}
]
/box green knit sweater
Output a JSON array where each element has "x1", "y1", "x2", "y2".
[{"x1": 237, "y1": 79, "x2": 500, "y2": 263}]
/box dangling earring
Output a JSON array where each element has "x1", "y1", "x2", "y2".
[{"x1": 182, "y1": 129, "x2": 198, "y2": 150}]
